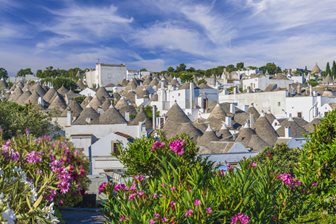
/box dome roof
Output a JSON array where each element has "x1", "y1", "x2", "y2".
[
  {"x1": 99, "y1": 105, "x2": 127, "y2": 124},
  {"x1": 73, "y1": 106, "x2": 100, "y2": 125}
]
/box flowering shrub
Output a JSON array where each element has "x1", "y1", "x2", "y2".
[
  {"x1": 101, "y1": 136, "x2": 314, "y2": 223},
  {"x1": 0, "y1": 131, "x2": 90, "y2": 223}
]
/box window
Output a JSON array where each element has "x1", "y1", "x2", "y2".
[
  {"x1": 297, "y1": 112, "x2": 302, "y2": 118},
  {"x1": 278, "y1": 102, "x2": 281, "y2": 106},
  {"x1": 111, "y1": 141, "x2": 121, "y2": 156}
]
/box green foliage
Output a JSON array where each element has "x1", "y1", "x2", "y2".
[
  {"x1": 0, "y1": 133, "x2": 90, "y2": 223},
  {"x1": 252, "y1": 144, "x2": 300, "y2": 174},
  {"x1": 103, "y1": 136, "x2": 313, "y2": 223},
  {"x1": 226, "y1": 64, "x2": 236, "y2": 73},
  {"x1": 167, "y1": 66, "x2": 174, "y2": 73},
  {"x1": 197, "y1": 79, "x2": 207, "y2": 85},
  {"x1": 296, "y1": 110, "x2": 336, "y2": 215},
  {"x1": 325, "y1": 62, "x2": 331, "y2": 76},
  {"x1": 332, "y1": 61, "x2": 336, "y2": 78},
  {"x1": 17, "y1": 68, "x2": 33, "y2": 77},
  {"x1": 73, "y1": 95, "x2": 86, "y2": 104},
  {"x1": 0, "y1": 101, "x2": 52, "y2": 139},
  {"x1": 143, "y1": 105, "x2": 160, "y2": 120},
  {"x1": 42, "y1": 77, "x2": 77, "y2": 90},
  {"x1": 307, "y1": 79, "x2": 318, "y2": 87},
  {"x1": 140, "y1": 68, "x2": 147, "y2": 72},
  {"x1": 0, "y1": 67, "x2": 8, "y2": 79},
  {"x1": 116, "y1": 134, "x2": 198, "y2": 177},
  {"x1": 259, "y1": 63, "x2": 281, "y2": 74},
  {"x1": 176, "y1": 63, "x2": 187, "y2": 72},
  {"x1": 236, "y1": 62, "x2": 244, "y2": 70}
]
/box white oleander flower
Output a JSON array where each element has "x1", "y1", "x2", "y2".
[
  {"x1": 2, "y1": 208, "x2": 16, "y2": 224},
  {"x1": 0, "y1": 168, "x2": 4, "y2": 176}
]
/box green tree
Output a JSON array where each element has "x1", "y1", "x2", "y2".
[
  {"x1": 259, "y1": 62, "x2": 281, "y2": 74},
  {"x1": 140, "y1": 68, "x2": 147, "y2": 72},
  {"x1": 187, "y1": 67, "x2": 195, "y2": 72},
  {"x1": 332, "y1": 61, "x2": 336, "y2": 78},
  {"x1": 0, "y1": 68, "x2": 8, "y2": 79},
  {"x1": 226, "y1": 64, "x2": 235, "y2": 73},
  {"x1": 236, "y1": 62, "x2": 244, "y2": 70},
  {"x1": 16, "y1": 68, "x2": 33, "y2": 77},
  {"x1": 0, "y1": 101, "x2": 53, "y2": 139},
  {"x1": 325, "y1": 62, "x2": 331, "y2": 76},
  {"x1": 176, "y1": 63, "x2": 187, "y2": 72},
  {"x1": 167, "y1": 66, "x2": 175, "y2": 73}
]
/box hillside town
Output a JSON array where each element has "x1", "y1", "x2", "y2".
[{"x1": 1, "y1": 62, "x2": 335, "y2": 177}]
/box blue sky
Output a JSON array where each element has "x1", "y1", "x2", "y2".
[{"x1": 1, "y1": 0, "x2": 336, "y2": 74}]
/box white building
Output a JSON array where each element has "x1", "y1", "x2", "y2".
[
  {"x1": 85, "y1": 63, "x2": 127, "y2": 88},
  {"x1": 242, "y1": 75, "x2": 293, "y2": 91},
  {"x1": 219, "y1": 90, "x2": 287, "y2": 117}
]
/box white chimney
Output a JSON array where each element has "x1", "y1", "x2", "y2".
[
  {"x1": 152, "y1": 105, "x2": 157, "y2": 130},
  {"x1": 285, "y1": 127, "x2": 291, "y2": 138},
  {"x1": 125, "y1": 112, "x2": 130, "y2": 121},
  {"x1": 225, "y1": 116, "x2": 232, "y2": 127},
  {"x1": 249, "y1": 113, "x2": 254, "y2": 127},
  {"x1": 189, "y1": 82, "x2": 194, "y2": 109},
  {"x1": 66, "y1": 109, "x2": 72, "y2": 126},
  {"x1": 230, "y1": 103, "x2": 236, "y2": 114}
]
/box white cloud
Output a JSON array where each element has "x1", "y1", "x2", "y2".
[
  {"x1": 129, "y1": 21, "x2": 210, "y2": 56},
  {"x1": 36, "y1": 4, "x2": 133, "y2": 49}
]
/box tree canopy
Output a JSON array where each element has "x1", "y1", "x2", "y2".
[
  {"x1": 0, "y1": 101, "x2": 52, "y2": 139},
  {"x1": 259, "y1": 62, "x2": 282, "y2": 74},
  {"x1": 0, "y1": 68, "x2": 8, "y2": 79},
  {"x1": 17, "y1": 68, "x2": 33, "y2": 77}
]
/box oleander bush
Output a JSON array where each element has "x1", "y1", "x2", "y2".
[
  {"x1": 101, "y1": 111, "x2": 336, "y2": 223},
  {"x1": 101, "y1": 136, "x2": 315, "y2": 223},
  {"x1": 0, "y1": 131, "x2": 90, "y2": 223}
]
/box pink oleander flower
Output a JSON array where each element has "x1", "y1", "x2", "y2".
[
  {"x1": 312, "y1": 182, "x2": 318, "y2": 187},
  {"x1": 149, "y1": 219, "x2": 156, "y2": 224},
  {"x1": 46, "y1": 190, "x2": 57, "y2": 202},
  {"x1": 277, "y1": 173, "x2": 302, "y2": 187},
  {"x1": 231, "y1": 213, "x2": 250, "y2": 224},
  {"x1": 250, "y1": 161, "x2": 257, "y2": 168},
  {"x1": 137, "y1": 190, "x2": 145, "y2": 196},
  {"x1": 194, "y1": 199, "x2": 201, "y2": 206},
  {"x1": 134, "y1": 175, "x2": 145, "y2": 182},
  {"x1": 161, "y1": 217, "x2": 168, "y2": 222},
  {"x1": 227, "y1": 163, "x2": 234, "y2": 171},
  {"x1": 185, "y1": 209, "x2": 193, "y2": 217},
  {"x1": 154, "y1": 213, "x2": 160, "y2": 218},
  {"x1": 206, "y1": 207, "x2": 213, "y2": 214},
  {"x1": 25, "y1": 128, "x2": 30, "y2": 135},
  {"x1": 170, "y1": 186, "x2": 176, "y2": 191},
  {"x1": 26, "y1": 151, "x2": 42, "y2": 164},
  {"x1": 114, "y1": 183, "x2": 127, "y2": 192},
  {"x1": 169, "y1": 140, "x2": 185, "y2": 156},
  {"x1": 10, "y1": 150, "x2": 20, "y2": 161},
  {"x1": 129, "y1": 193, "x2": 137, "y2": 201},
  {"x1": 153, "y1": 193, "x2": 159, "y2": 199},
  {"x1": 119, "y1": 215, "x2": 127, "y2": 222},
  {"x1": 151, "y1": 141, "x2": 165, "y2": 151},
  {"x1": 98, "y1": 182, "x2": 108, "y2": 194},
  {"x1": 129, "y1": 182, "x2": 136, "y2": 191},
  {"x1": 169, "y1": 201, "x2": 176, "y2": 208}
]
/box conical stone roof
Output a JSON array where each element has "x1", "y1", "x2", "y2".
[
  {"x1": 16, "y1": 90, "x2": 31, "y2": 104},
  {"x1": 43, "y1": 88, "x2": 56, "y2": 103},
  {"x1": 81, "y1": 96, "x2": 93, "y2": 108},
  {"x1": 33, "y1": 83, "x2": 46, "y2": 97},
  {"x1": 304, "y1": 118, "x2": 321, "y2": 133},
  {"x1": 248, "y1": 134, "x2": 269, "y2": 152},
  {"x1": 276, "y1": 118, "x2": 307, "y2": 138},
  {"x1": 99, "y1": 105, "x2": 127, "y2": 124},
  {"x1": 73, "y1": 106, "x2": 100, "y2": 125},
  {"x1": 197, "y1": 125, "x2": 220, "y2": 146},
  {"x1": 48, "y1": 94, "x2": 67, "y2": 112},
  {"x1": 236, "y1": 123, "x2": 256, "y2": 147},
  {"x1": 101, "y1": 99, "x2": 112, "y2": 111},
  {"x1": 252, "y1": 114, "x2": 278, "y2": 146},
  {"x1": 9, "y1": 87, "x2": 23, "y2": 101},
  {"x1": 76, "y1": 80, "x2": 86, "y2": 90},
  {"x1": 218, "y1": 123, "x2": 233, "y2": 141},
  {"x1": 25, "y1": 90, "x2": 40, "y2": 104},
  {"x1": 57, "y1": 86, "x2": 69, "y2": 96},
  {"x1": 88, "y1": 96, "x2": 102, "y2": 110},
  {"x1": 61, "y1": 100, "x2": 83, "y2": 118},
  {"x1": 311, "y1": 63, "x2": 321, "y2": 74},
  {"x1": 96, "y1": 87, "x2": 110, "y2": 100},
  {"x1": 128, "y1": 107, "x2": 152, "y2": 129},
  {"x1": 248, "y1": 106, "x2": 260, "y2": 120}
]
